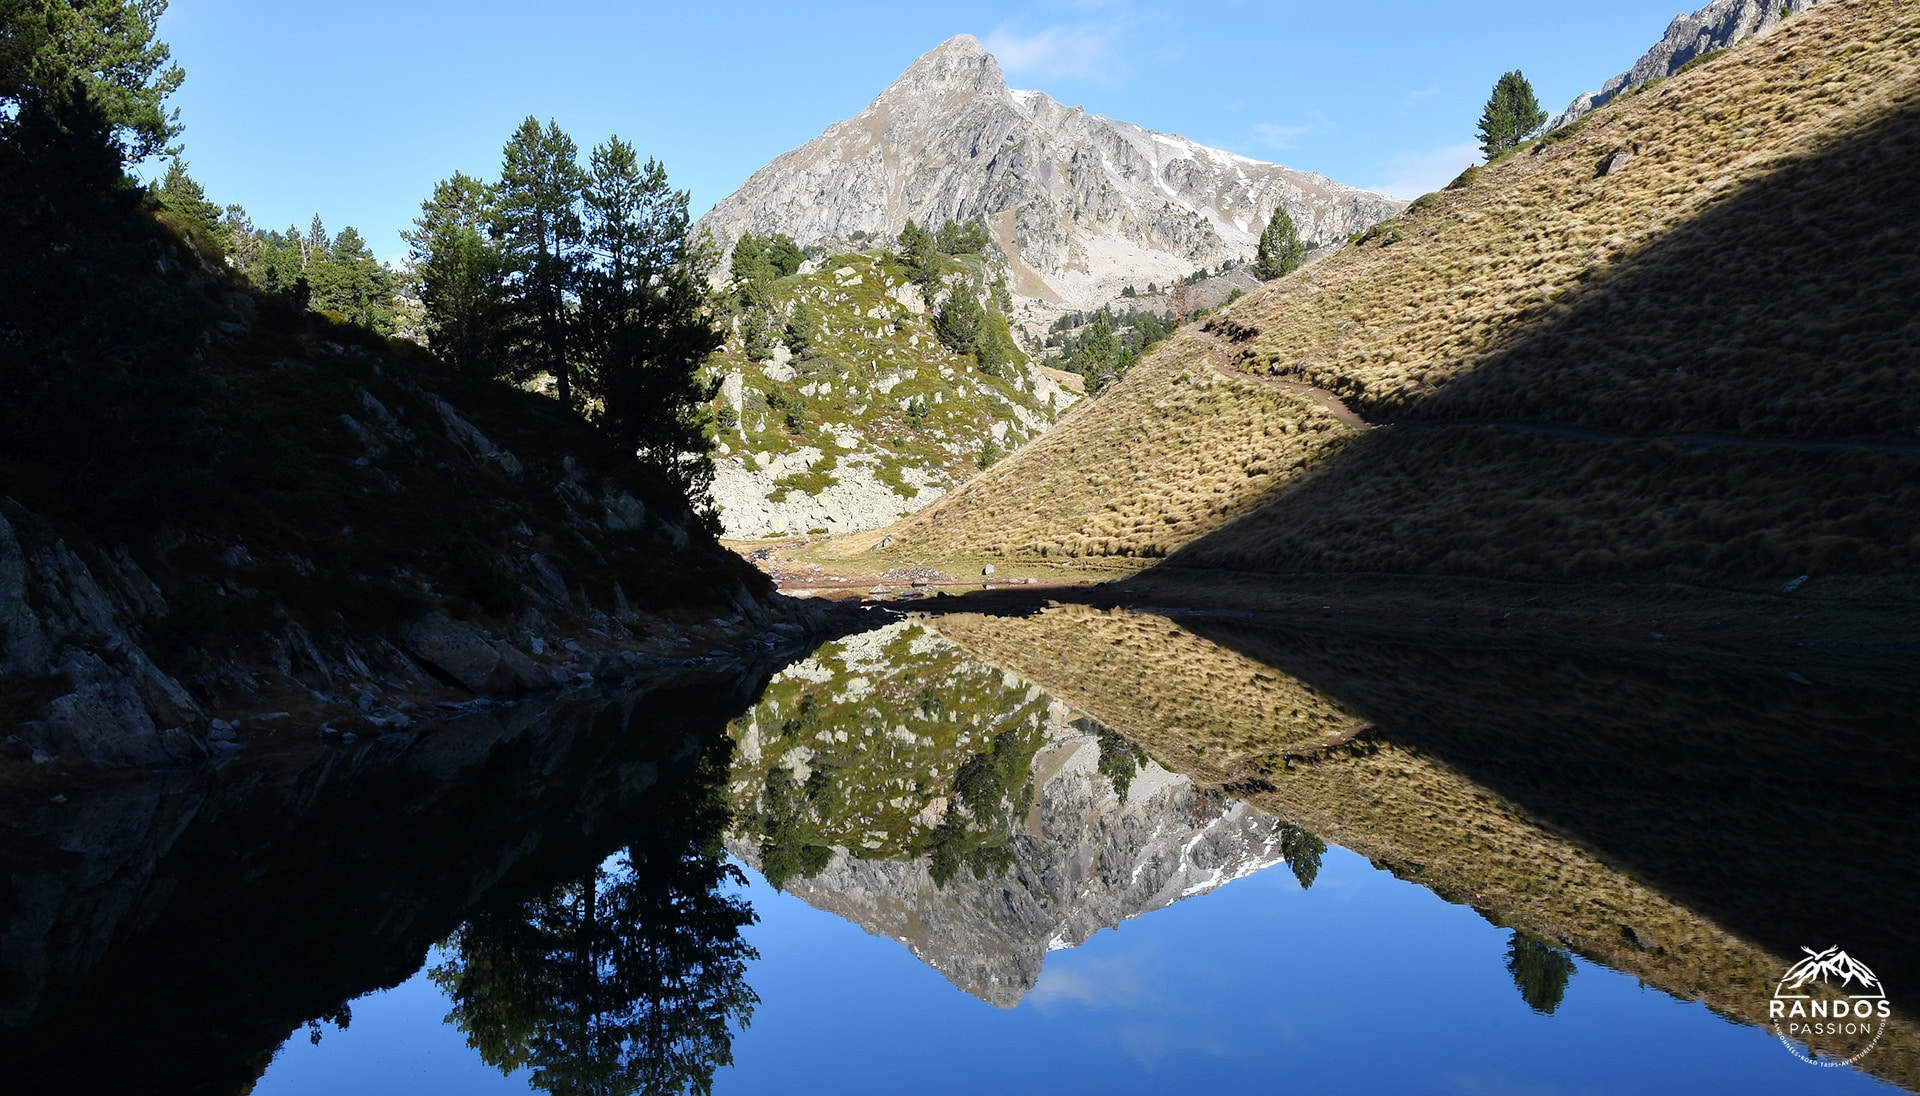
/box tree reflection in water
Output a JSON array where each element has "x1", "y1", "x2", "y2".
[
  {"x1": 1274, "y1": 823, "x2": 1324, "y2": 890},
  {"x1": 432, "y1": 792, "x2": 759, "y2": 1094},
  {"x1": 1506, "y1": 931, "x2": 1578, "y2": 1015}
]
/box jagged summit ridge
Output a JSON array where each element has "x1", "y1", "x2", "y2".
[
  {"x1": 1550, "y1": 0, "x2": 1825, "y2": 130},
  {"x1": 695, "y1": 36, "x2": 1402, "y2": 310},
  {"x1": 879, "y1": 33, "x2": 1004, "y2": 98}
]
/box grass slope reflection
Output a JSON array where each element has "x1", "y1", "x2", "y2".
[{"x1": 931, "y1": 604, "x2": 1920, "y2": 1089}]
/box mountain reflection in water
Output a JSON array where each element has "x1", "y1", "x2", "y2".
[
  {"x1": 0, "y1": 604, "x2": 1912, "y2": 1093},
  {"x1": 721, "y1": 618, "x2": 1326, "y2": 1008}
]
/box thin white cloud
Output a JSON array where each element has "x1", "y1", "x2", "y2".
[
  {"x1": 1251, "y1": 122, "x2": 1315, "y2": 150},
  {"x1": 1029, "y1": 953, "x2": 1155, "y2": 1008},
  {"x1": 984, "y1": 25, "x2": 1124, "y2": 84},
  {"x1": 1366, "y1": 142, "x2": 1482, "y2": 200}
]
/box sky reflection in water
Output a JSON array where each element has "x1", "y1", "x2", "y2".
[{"x1": 257, "y1": 843, "x2": 1887, "y2": 1095}]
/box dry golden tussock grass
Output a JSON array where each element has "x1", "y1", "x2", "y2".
[
  {"x1": 874, "y1": 331, "x2": 1351, "y2": 567},
  {"x1": 1238, "y1": 0, "x2": 1920, "y2": 438},
  {"x1": 874, "y1": 0, "x2": 1920, "y2": 586}
]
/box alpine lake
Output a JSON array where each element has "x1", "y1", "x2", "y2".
[{"x1": 2, "y1": 593, "x2": 1914, "y2": 1095}]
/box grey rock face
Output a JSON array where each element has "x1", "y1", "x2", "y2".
[
  {"x1": 734, "y1": 730, "x2": 1291, "y2": 1008},
  {"x1": 696, "y1": 35, "x2": 1403, "y2": 312},
  {"x1": 1, "y1": 502, "x2": 206, "y2": 768},
  {"x1": 1548, "y1": 0, "x2": 1824, "y2": 131}
]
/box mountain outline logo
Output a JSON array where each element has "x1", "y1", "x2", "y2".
[
  {"x1": 1776, "y1": 947, "x2": 1886, "y2": 999},
  {"x1": 1770, "y1": 945, "x2": 1890, "y2": 1069}
]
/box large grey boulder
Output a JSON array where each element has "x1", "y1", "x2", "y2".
[{"x1": 405, "y1": 612, "x2": 515, "y2": 694}]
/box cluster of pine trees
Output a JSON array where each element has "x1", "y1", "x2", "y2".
[
  {"x1": 1045, "y1": 307, "x2": 1174, "y2": 392},
  {"x1": 727, "y1": 229, "x2": 805, "y2": 362},
  {"x1": 405, "y1": 119, "x2": 720, "y2": 494},
  {"x1": 145, "y1": 157, "x2": 400, "y2": 333},
  {"x1": 157, "y1": 118, "x2": 727, "y2": 496},
  {"x1": 895, "y1": 218, "x2": 1022, "y2": 377},
  {"x1": 3, "y1": 0, "x2": 724, "y2": 515}
]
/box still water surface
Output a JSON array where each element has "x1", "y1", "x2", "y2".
[
  {"x1": 3, "y1": 604, "x2": 1913, "y2": 1094},
  {"x1": 258, "y1": 847, "x2": 1888, "y2": 1094}
]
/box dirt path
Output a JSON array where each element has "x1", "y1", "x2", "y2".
[
  {"x1": 1200, "y1": 334, "x2": 1373, "y2": 430},
  {"x1": 1200, "y1": 330, "x2": 1920, "y2": 455}
]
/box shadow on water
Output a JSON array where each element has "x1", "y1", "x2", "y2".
[
  {"x1": 1166, "y1": 613, "x2": 1920, "y2": 991},
  {"x1": 0, "y1": 649, "x2": 807, "y2": 1096},
  {"x1": 916, "y1": 596, "x2": 1920, "y2": 1088}
]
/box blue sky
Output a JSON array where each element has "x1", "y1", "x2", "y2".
[{"x1": 154, "y1": 1, "x2": 1699, "y2": 263}]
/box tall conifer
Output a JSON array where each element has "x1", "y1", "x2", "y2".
[
  {"x1": 1477, "y1": 70, "x2": 1547, "y2": 160},
  {"x1": 406, "y1": 172, "x2": 507, "y2": 376},
  {"x1": 496, "y1": 117, "x2": 587, "y2": 409},
  {"x1": 1252, "y1": 205, "x2": 1305, "y2": 280}
]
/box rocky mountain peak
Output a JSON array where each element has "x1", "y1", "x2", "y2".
[
  {"x1": 695, "y1": 38, "x2": 1401, "y2": 313},
  {"x1": 877, "y1": 34, "x2": 1006, "y2": 102}
]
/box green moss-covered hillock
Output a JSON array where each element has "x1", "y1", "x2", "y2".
[
  {"x1": 727, "y1": 620, "x2": 1053, "y2": 889},
  {"x1": 707, "y1": 251, "x2": 1075, "y2": 533}
]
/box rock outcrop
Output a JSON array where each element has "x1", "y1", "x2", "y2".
[
  {"x1": 703, "y1": 253, "x2": 1078, "y2": 539},
  {"x1": 696, "y1": 35, "x2": 1402, "y2": 312},
  {"x1": 0, "y1": 321, "x2": 802, "y2": 770},
  {"x1": 1548, "y1": 0, "x2": 1825, "y2": 130},
  {"x1": 1, "y1": 503, "x2": 204, "y2": 769}
]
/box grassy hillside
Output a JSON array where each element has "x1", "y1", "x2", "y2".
[
  {"x1": 865, "y1": 0, "x2": 1920, "y2": 593},
  {"x1": 708, "y1": 251, "x2": 1074, "y2": 537}
]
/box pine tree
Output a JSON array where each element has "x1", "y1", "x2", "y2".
[
  {"x1": 784, "y1": 299, "x2": 819, "y2": 358},
  {"x1": 934, "y1": 286, "x2": 983, "y2": 355},
  {"x1": 761, "y1": 232, "x2": 803, "y2": 278},
  {"x1": 405, "y1": 172, "x2": 506, "y2": 376},
  {"x1": 0, "y1": 0, "x2": 185, "y2": 164},
  {"x1": 496, "y1": 117, "x2": 587, "y2": 409},
  {"x1": 1076, "y1": 309, "x2": 1119, "y2": 388},
  {"x1": 1477, "y1": 70, "x2": 1547, "y2": 161},
  {"x1": 307, "y1": 225, "x2": 395, "y2": 333},
  {"x1": 729, "y1": 231, "x2": 768, "y2": 287},
  {"x1": 576, "y1": 139, "x2": 721, "y2": 500},
  {"x1": 1251, "y1": 205, "x2": 1305, "y2": 280},
  {"x1": 152, "y1": 158, "x2": 229, "y2": 259},
  {"x1": 896, "y1": 219, "x2": 940, "y2": 291}
]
